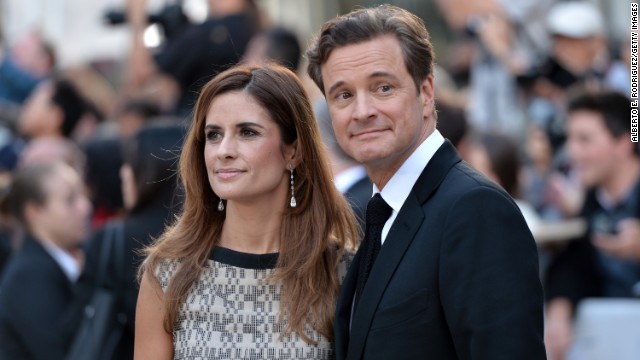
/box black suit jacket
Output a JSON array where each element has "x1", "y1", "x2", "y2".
[
  {"x1": 344, "y1": 173, "x2": 373, "y2": 230},
  {"x1": 0, "y1": 235, "x2": 76, "y2": 360},
  {"x1": 70, "y1": 201, "x2": 176, "y2": 360},
  {"x1": 335, "y1": 141, "x2": 546, "y2": 360}
]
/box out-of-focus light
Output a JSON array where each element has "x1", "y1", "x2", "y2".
[
  {"x1": 143, "y1": 24, "x2": 163, "y2": 48},
  {"x1": 184, "y1": 0, "x2": 208, "y2": 23}
]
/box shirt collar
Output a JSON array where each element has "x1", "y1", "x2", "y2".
[
  {"x1": 42, "y1": 241, "x2": 81, "y2": 282},
  {"x1": 595, "y1": 175, "x2": 640, "y2": 211},
  {"x1": 334, "y1": 165, "x2": 368, "y2": 194},
  {"x1": 374, "y1": 130, "x2": 445, "y2": 212}
]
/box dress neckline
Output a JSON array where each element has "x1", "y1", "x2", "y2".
[{"x1": 209, "y1": 246, "x2": 279, "y2": 270}]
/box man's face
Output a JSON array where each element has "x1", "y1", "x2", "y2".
[
  {"x1": 553, "y1": 35, "x2": 603, "y2": 75},
  {"x1": 320, "y1": 35, "x2": 434, "y2": 179},
  {"x1": 566, "y1": 110, "x2": 626, "y2": 188}
]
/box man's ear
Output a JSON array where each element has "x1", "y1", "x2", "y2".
[
  {"x1": 24, "y1": 201, "x2": 41, "y2": 226},
  {"x1": 617, "y1": 133, "x2": 636, "y2": 157},
  {"x1": 420, "y1": 75, "x2": 435, "y2": 118}
]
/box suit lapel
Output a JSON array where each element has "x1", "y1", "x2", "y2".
[{"x1": 346, "y1": 141, "x2": 462, "y2": 359}]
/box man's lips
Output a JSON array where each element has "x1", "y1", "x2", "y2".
[{"x1": 352, "y1": 128, "x2": 389, "y2": 139}]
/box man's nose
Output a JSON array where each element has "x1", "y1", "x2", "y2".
[{"x1": 352, "y1": 93, "x2": 376, "y2": 122}]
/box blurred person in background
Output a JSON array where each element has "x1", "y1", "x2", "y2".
[
  {"x1": 520, "y1": 123, "x2": 574, "y2": 220},
  {"x1": 524, "y1": 1, "x2": 609, "y2": 152},
  {"x1": 0, "y1": 30, "x2": 55, "y2": 105},
  {"x1": 0, "y1": 162, "x2": 91, "y2": 360},
  {"x1": 242, "y1": 26, "x2": 302, "y2": 73},
  {"x1": 70, "y1": 121, "x2": 184, "y2": 360},
  {"x1": 0, "y1": 31, "x2": 57, "y2": 177},
  {"x1": 466, "y1": 132, "x2": 534, "y2": 222},
  {"x1": 436, "y1": 0, "x2": 554, "y2": 138},
  {"x1": 545, "y1": 91, "x2": 639, "y2": 360},
  {"x1": 605, "y1": 32, "x2": 632, "y2": 96},
  {"x1": 114, "y1": 99, "x2": 161, "y2": 137},
  {"x1": 18, "y1": 136, "x2": 86, "y2": 174},
  {"x1": 126, "y1": 0, "x2": 261, "y2": 115},
  {"x1": 82, "y1": 136, "x2": 124, "y2": 229},
  {"x1": 467, "y1": 131, "x2": 587, "y2": 246},
  {"x1": 0, "y1": 137, "x2": 89, "y2": 274},
  {"x1": 18, "y1": 77, "x2": 102, "y2": 141},
  {"x1": 135, "y1": 64, "x2": 358, "y2": 359},
  {"x1": 435, "y1": 100, "x2": 471, "y2": 159}
]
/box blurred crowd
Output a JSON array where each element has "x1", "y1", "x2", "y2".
[{"x1": 0, "y1": 0, "x2": 637, "y2": 359}]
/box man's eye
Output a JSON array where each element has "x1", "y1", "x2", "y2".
[
  {"x1": 337, "y1": 92, "x2": 351, "y2": 100},
  {"x1": 379, "y1": 85, "x2": 392, "y2": 93}
]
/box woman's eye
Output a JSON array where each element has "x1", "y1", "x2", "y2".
[
  {"x1": 241, "y1": 128, "x2": 258, "y2": 137},
  {"x1": 205, "y1": 130, "x2": 221, "y2": 141}
]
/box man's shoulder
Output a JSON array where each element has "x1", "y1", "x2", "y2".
[
  {"x1": 444, "y1": 161, "x2": 505, "y2": 193},
  {"x1": 419, "y1": 160, "x2": 515, "y2": 210}
]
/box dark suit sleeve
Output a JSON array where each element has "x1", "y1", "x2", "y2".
[
  {"x1": 3, "y1": 265, "x2": 69, "y2": 360},
  {"x1": 439, "y1": 186, "x2": 546, "y2": 359}
]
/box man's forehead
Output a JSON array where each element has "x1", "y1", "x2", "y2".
[{"x1": 321, "y1": 37, "x2": 403, "y2": 89}]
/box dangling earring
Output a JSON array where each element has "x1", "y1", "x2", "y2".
[
  {"x1": 289, "y1": 164, "x2": 296, "y2": 208},
  {"x1": 218, "y1": 199, "x2": 225, "y2": 211}
]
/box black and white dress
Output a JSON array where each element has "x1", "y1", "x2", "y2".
[{"x1": 157, "y1": 247, "x2": 352, "y2": 360}]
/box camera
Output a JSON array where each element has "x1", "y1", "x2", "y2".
[{"x1": 103, "y1": 3, "x2": 190, "y2": 41}]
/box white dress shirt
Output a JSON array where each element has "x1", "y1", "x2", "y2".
[
  {"x1": 42, "y1": 241, "x2": 81, "y2": 282},
  {"x1": 373, "y1": 130, "x2": 445, "y2": 244},
  {"x1": 335, "y1": 165, "x2": 368, "y2": 194}
]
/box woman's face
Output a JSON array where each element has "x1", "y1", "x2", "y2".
[
  {"x1": 33, "y1": 164, "x2": 92, "y2": 249},
  {"x1": 203, "y1": 91, "x2": 296, "y2": 207},
  {"x1": 18, "y1": 81, "x2": 60, "y2": 138}
]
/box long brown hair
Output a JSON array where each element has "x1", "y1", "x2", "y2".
[{"x1": 141, "y1": 64, "x2": 359, "y2": 343}]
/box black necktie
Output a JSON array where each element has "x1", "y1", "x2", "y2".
[{"x1": 354, "y1": 193, "x2": 392, "y2": 310}]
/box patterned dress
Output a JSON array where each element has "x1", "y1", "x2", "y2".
[{"x1": 157, "y1": 247, "x2": 352, "y2": 360}]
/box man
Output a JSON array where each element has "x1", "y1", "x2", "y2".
[
  {"x1": 306, "y1": 5, "x2": 545, "y2": 359},
  {"x1": 545, "y1": 91, "x2": 640, "y2": 360},
  {"x1": 526, "y1": 1, "x2": 609, "y2": 151},
  {"x1": 0, "y1": 30, "x2": 55, "y2": 105}
]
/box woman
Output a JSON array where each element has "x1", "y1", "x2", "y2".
[
  {"x1": 135, "y1": 64, "x2": 359, "y2": 359},
  {"x1": 0, "y1": 162, "x2": 92, "y2": 359}
]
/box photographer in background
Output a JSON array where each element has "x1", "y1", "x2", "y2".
[
  {"x1": 545, "y1": 91, "x2": 640, "y2": 360},
  {"x1": 522, "y1": 1, "x2": 610, "y2": 153},
  {"x1": 436, "y1": 0, "x2": 554, "y2": 138},
  {"x1": 126, "y1": 0, "x2": 260, "y2": 116}
]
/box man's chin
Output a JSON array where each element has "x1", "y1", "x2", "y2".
[{"x1": 354, "y1": 152, "x2": 386, "y2": 166}]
